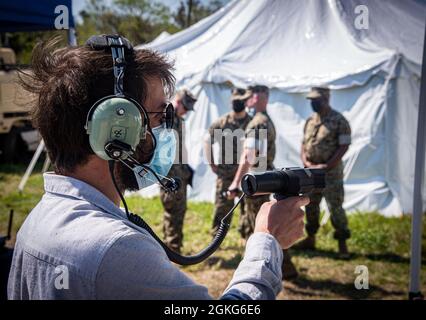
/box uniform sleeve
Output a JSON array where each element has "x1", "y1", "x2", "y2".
[
  {"x1": 245, "y1": 117, "x2": 267, "y2": 152},
  {"x1": 302, "y1": 118, "x2": 311, "y2": 145},
  {"x1": 337, "y1": 116, "x2": 351, "y2": 145},
  {"x1": 206, "y1": 118, "x2": 222, "y2": 143},
  {"x1": 244, "y1": 121, "x2": 255, "y2": 149}
]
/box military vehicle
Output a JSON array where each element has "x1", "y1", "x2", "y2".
[{"x1": 0, "y1": 47, "x2": 36, "y2": 162}]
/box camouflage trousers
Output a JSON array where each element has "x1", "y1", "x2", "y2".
[
  {"x1": 239, "y1": 194, "x2": 270, "y2": 240},
  {"x1": 305, "y1": 177, "x2": 351, "y2": 240},
  {"x1": 212, "y1": 175, "x2": 243, "y2": 234},
  {"x1": 160, "y1": 179, "x2": 188, "y2": 253}
]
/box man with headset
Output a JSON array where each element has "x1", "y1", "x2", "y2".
[{"x1": 8, "y1": 35, "x2": 308, "y2": 300}]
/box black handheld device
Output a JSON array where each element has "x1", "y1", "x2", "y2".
[{"x1": 241, "y1": 167, "x2": 326, "y2": 201}]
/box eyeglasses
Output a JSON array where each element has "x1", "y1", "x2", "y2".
[{"x1": 147, "y1": 102, "x2": 174, "y2": 129}]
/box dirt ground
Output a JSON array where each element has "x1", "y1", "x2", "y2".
[{"x1": 185, "y1": 249, "x2": 417, "y2": 300}]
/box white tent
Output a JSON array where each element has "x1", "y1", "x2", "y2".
[
  {"x1": 150, "y1": 31, "x2": 171, "y2": 46},
  {"x1": 136, "y1": 0, "x2": 426, "y2": 217}
]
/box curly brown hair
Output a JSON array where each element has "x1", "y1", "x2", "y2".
[{"x1": 19, "y1": 37, "x2": 174, "y2": 174}]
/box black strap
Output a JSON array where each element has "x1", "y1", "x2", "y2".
[
  {"x1": 108, "y1": 36, "x2": 126, "y2": 96},
  {"x1": 86, "y1": 34, "x2": 134, "y2": 96}
]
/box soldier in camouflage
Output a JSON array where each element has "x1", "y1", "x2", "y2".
[
  {"x1": 227, "y1": 85, "x2": 275, "y2": 240},
  {"x1": 227, "y1": 86, "x2": 299, "y2": 280},
  {"x1": 160, "y1": 89, "x2": 197, "y2": 254},
  {"x1": 296, "y1": 87, "x2": 351, "y2": 258},
  {"x1": 204, "y1": 88, "x2": 252, "y2": 235}
]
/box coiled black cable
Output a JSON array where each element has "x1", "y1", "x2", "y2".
[{"x1": 108, "y1": 160, "x2": 245, "y2": 265}]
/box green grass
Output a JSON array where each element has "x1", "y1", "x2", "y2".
[{"x1": 1, "y1": 163, "x2": 425, "y2": 299}]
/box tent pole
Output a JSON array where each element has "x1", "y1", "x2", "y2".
[
  {"x1": 41, "y1": 156, "x2": 51, "y2": 173},
  {"x1": 408, "y1": 26, "x2": 426, "y2": 300},
  {"x1": 68, "y1": 27, "x2": 77, "y2": 46},
  {"x1": 18, "y1": 140, "x2": 45, "y2": 193}
]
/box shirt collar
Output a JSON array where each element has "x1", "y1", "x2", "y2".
[{"x1": 43, "y1": 172, "x2": 126, "y2": 220}]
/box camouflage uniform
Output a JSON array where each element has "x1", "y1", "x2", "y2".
[
  {"x1": 239, "y1": 111, "x2": 276, "y2": 240},
  {"x1": 160, "y1": 111, "x2": 192, "y2": 252},
  {"x1": 208, "y1": 112, "x2": 251, "y2": 233},
  {"x1": 303, "y1": 108, "x2": 351, "y2": 240}
]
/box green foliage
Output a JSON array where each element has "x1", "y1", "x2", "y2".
[
  {"x1": 5, "y1": 30, "x2": 69, "y2": 64},
  {"x1": 1, "y1": 0, "x2": 229, "y2": 64},
  {"x1": 76, "y1": 0, "x2": 227, "y2": 45},
  {"x1": 174, "y1": 0, "x2": 226, "y2": 28},
  {"x1": 314, "y1": 211, "x2": 418, "y2": 257},
  {"x1": 77, "y1": 0, "x2": 161, "y2": 44}
]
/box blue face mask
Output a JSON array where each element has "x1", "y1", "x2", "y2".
[{"x1": 132, "y1": 124, "x2": 177, "y2": 189}]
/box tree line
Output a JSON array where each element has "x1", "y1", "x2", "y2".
[{"x1": 2, "y1": 0, "x2": 228, "y2": 64}]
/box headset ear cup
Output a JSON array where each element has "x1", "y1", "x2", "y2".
[{"x1": 86, "y1": 96, "x2": 144, "y2": 160}]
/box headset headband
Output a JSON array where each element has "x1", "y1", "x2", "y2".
[
  {"x1": 84, "y1": 35, "x2": 143, "y2": 127},
  {"x1": 108, "y1": 36, "x2": 126, "y2": 96},
  {"x1": 86, "y1": 34, "x2": 134, "y2": 96}
]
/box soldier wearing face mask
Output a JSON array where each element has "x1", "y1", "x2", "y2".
[
  {"x1": 204, "y1": 88, "x2": 252, "y2": 235},
  {"x1": 227, "y1": 85, "x2": 276, "y2": 242},
  {"x1": 160, "y1": 89, "x2": 197, "y2": 254},
  {"x1": 226, "y1": 85, "x2": 300, "y2": 280},
  {"x1": 296, "y1": 87, "x2": 352, "y2": 258}
]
